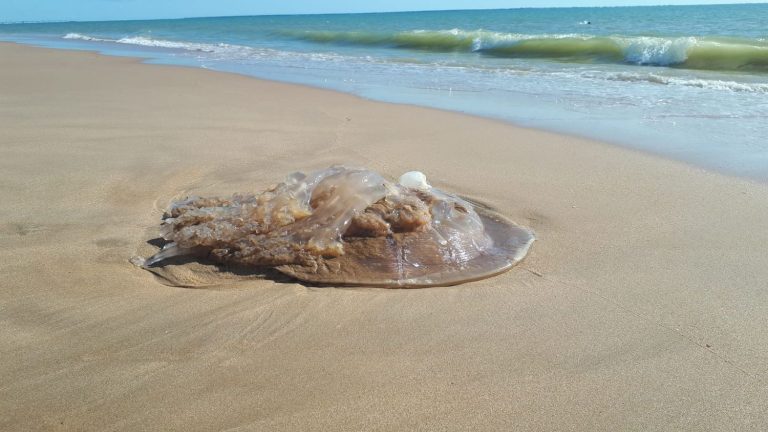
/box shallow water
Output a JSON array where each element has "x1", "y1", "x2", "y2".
[{"x1": 3, "y1": 4, "x2": 768, "y2": 179}]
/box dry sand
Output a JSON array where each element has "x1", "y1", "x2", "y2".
[{"x1": 2, "y1": 42, "x2": 768, "y2": 431}]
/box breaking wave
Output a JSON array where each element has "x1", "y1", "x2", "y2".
[{"x1": 281, "y1": 29, "x2": 768, "y2": 72}]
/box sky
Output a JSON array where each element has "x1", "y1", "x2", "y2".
[{"x1": 2, "y1": 0, "x2": 766, "y2": 22}]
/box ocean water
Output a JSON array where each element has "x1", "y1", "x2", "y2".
[{"x1": 2, "y1": 4, "x2": 768, "y2": 179}]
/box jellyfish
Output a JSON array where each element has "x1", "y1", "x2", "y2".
[{"x1": 137, "y1": 166, "x2": 534, "y2": 287}]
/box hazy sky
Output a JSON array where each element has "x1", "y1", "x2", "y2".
[{"x1": 2, "y1": 0, "x2": 766, "y2": 22}]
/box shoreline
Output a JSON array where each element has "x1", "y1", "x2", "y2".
[
  {"x1": 4, "y1": 37, "x2": 767, "y2": 185},
  {"x1": 2, "y1": 42, "x2": 768, "y2": 430}
]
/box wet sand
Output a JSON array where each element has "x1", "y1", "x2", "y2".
[{"x1": 2, "y1": 42, "x2": 768, "y2": 431}]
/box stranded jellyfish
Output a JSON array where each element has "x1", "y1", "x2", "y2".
[{"x1": 137, "y1": 166, "x2": 534, "y2": 287}]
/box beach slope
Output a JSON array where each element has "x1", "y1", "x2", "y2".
[{"x1": 1, "y1": 43, "x2": 767, "y2": 431}]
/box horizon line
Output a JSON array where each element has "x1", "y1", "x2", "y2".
[{"x1": 1, "y1": 2, "x2": 763, "y2": 25}]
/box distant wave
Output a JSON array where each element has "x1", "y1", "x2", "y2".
[
  {"x1": 60, "y1": 32, "x2": 360, "y2": 66},
  {"x1": 64, "y1": 33, "x2": 224, "y2": 52},
  {"x1": 64, "y1": 33, "x2": 102, "y2": 41},
  {"x1": 280, "y1": 29, "x2": 768, "y2": 73}
]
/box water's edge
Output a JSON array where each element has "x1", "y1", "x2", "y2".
[{"x1": 2, "y1": 37, "x2": 763, "y2": 186}]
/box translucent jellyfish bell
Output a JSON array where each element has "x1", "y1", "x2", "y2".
[{"x1": 139, "y1": 166, "x2": 534, "y2": 288}]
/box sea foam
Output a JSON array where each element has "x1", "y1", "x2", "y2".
[{"x1": 63, "y1": 32, "x2": 102, "y2": 41}]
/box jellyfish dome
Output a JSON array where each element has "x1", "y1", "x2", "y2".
[{"x1": 139, "y1": 166, "x2": 534, "y2": 287}]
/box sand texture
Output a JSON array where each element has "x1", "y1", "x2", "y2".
[{"x1": 2, "y1": 43, "x2": 768, "y2": 431}]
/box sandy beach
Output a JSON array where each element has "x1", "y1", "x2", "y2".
[{"x1": 2, "y1": 42, "x2": 768, "y2": 430}]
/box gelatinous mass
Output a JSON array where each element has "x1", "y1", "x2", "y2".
[{"x1": 140, "y1": 166, "x2": 534, "y2": 287}]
